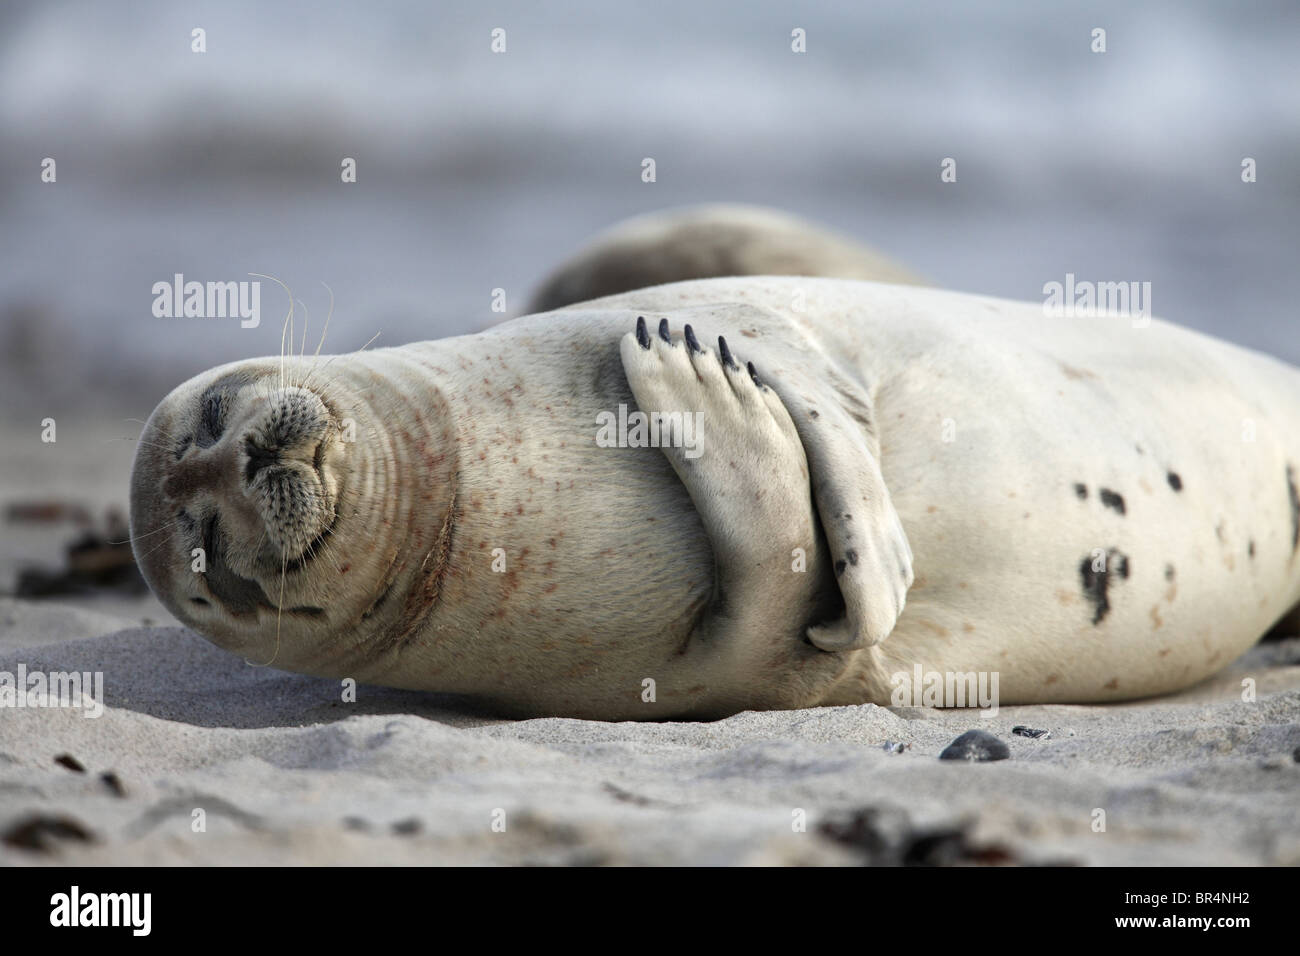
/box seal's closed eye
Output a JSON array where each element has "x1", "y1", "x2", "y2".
[{"x1": 196, "y1": 389, "x2": 227, "y2": 447}]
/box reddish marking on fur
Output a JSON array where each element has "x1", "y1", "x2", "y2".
[
  {"x1": 1103, "y1": 677, "x2": 1119, "y2": 690},
  {"x1": 387, "y1": 491, "x2": 457, "y2": 652},
  {"x1": 916, "y1": 619, "x2": 950, "y2": 639},
  {"x1": 1059, "y1": 363, "x2": 1098, "y2": 381}
]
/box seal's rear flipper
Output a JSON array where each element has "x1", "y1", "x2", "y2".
[{"x1": 762, "y1": 362, "x2": 914, "y2": 651}]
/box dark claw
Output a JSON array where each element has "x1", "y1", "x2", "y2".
[
  {"x1": 635, "y1": 316, "x2": 650, "y2": 349},
  {"x1": 657, "y1": 318, "x2": 671, "y2": 344},
  {"x1": 747, "y1": 361, "x2": 762, "y2": 388},
  {"x1": 684, "y1": 324, "x2": 701, "y2": 353},
  {"x1": 717, "y1": 335, "x2": 739, "y2": 371}
]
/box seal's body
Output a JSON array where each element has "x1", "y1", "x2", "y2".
[
  {"x1": 131, "y1": 277, "x2": 1300, "y2": 718},
  {"x1": 527, "y1": 204, "x2": 923, "y2": 313}
]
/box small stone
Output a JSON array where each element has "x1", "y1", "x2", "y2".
[
  {"x1": 939, "y1": 729, "x2": 1010, "y2": 762},
  {"x1": 882, "y1": 740, "x2": 909, "y2": 754},
  {"x1": 391, "y1": 817, "x2": 423, "y2": 836},
  {"x1": 1292, "y1": 745, "x2": 1300, "y2": 764},
  {"x1": 100, "y1": 772, "x2": 126, "y2": 797},
  {"x1": 2, "y1": 814, "x2": 94, "y2": 852},
  {"x1": 53, "y1": 754, "x2": 85, "y2": 773},
  {"x1": 1012, "y1": 725, "x2": 1052, "y2": 740}
]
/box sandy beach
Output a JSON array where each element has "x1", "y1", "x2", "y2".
[{"x1": 2, "y1": 590, "x2": 1297, "y2": 866}]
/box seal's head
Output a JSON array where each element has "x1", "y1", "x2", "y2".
[
  {"x1": 127, "y1": 309, "x2": 851, "y2": 718},
  {"x1": 129, "y1": 354, "x2": 459, "y2": 679}
]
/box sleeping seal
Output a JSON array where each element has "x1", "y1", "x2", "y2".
[{"x1": 129, "y1": 276, "x2": 1300, "y2": 718}]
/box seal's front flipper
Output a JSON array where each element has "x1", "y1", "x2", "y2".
[
  {"x1": 618, "y1": 317, "x2": 826, "y2": 646},
  {"x1": 761, "y1": 361, "x2": 914, "y2": 651}
]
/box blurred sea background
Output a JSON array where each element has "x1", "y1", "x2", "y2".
[
  {"x1": 3, "y1": 0, "x2": 1299, "y2": 413},
  {"x1": 0, "y1": 0, "x2": 1298, "y2": 597}
]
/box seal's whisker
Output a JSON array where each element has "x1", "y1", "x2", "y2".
[
  {"x1": 107, "y1": 436, "x2": 174, "y2": 453},
  {"x1": 313, "y1": 330, "x2": 381, "y2": 381},
  {"x1": 302, "y1": 534, "x2": 344, "y2": 577},
  {"x1": 248, "y1": 273, "x2": 295, "y2": 390},
  {"x1": 125, "y1": 417, "x2": 185, "y2": 445},
  {"x1": 118, "y1": 515, "x2": 184, "y2": 547},
  {"x1": 246, "y1": 554, "x2": 288, "y2": 669},
  {"x1": 130, "y1": 521, "x2": 190, "y2": 562},
  {"x1": 298, "y1": 283, "x2": 336, "y2": 394},
  {"x1": 291, "y1": 298, "x2": 311, "y2": 390}
]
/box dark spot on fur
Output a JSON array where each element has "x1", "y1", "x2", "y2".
[
  {"x1": 1249, "y1": 540, "x2": 1256, "y2": 559},
  {"x1": 835, "y1": 559, "x2": 847, "y2": 576},
  {"x1": 1164, "y1": 564, "x2": 1175, "y2": 581},
  {"x1": 845, "y1": 550, "x2": 859, "y2": 566},
  {"x1": 1079, "y1": 549, "x2": 1130, "y2": 625},
  {"x1": 1073, "y1": 483, "x2": 1087, "y2": 500},
  {"x1": 1099, "y1": 489, "x2": 1126, "y2": 515},
  {"x1": 1166, "y1": 471, "x2": 1182, "y2": 492},
  {"x1": 808, "y1": 409, "x2": 820, "y2": 420}
]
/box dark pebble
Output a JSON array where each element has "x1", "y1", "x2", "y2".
[
  {"x1": 100, "y1": 772, "x2": 127, "y2": 797},
  {"x1": 391, "y1": 818, "x2": 423, "y2": 836},
  {"x1": 1012, "y1": 725, "x2": 1052, "y2": 740},
  {"x1": 939, "y1": 730, "x2": 1010, "y2": 762},
  {"x1": 817, "y1": 806, "x2": 1022, "y2": 866},
  {"x1": 53, "y1": 754, "x2": 85, "y2": 773},
  {"x1": 2, "y1": 814, "x2": 95, "y2": 852}
]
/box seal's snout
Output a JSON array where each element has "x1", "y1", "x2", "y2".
[
  {"x1": 241, "y1": 386, "x2": 331, "y2": 482},
  {"x1": 244, "y1": 384, "x2": 328, "y2": 454},
  {"x1": 240, "y1": 385, "x2": 339, "y2": 562}
]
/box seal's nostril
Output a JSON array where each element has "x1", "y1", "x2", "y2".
[{"x1": 244, "y1": 441, "x2": 279, "y2": 484}]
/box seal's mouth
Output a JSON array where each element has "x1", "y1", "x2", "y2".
[{"x1": 282, "y1": 506, "x2": 339, "y2": 574}]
